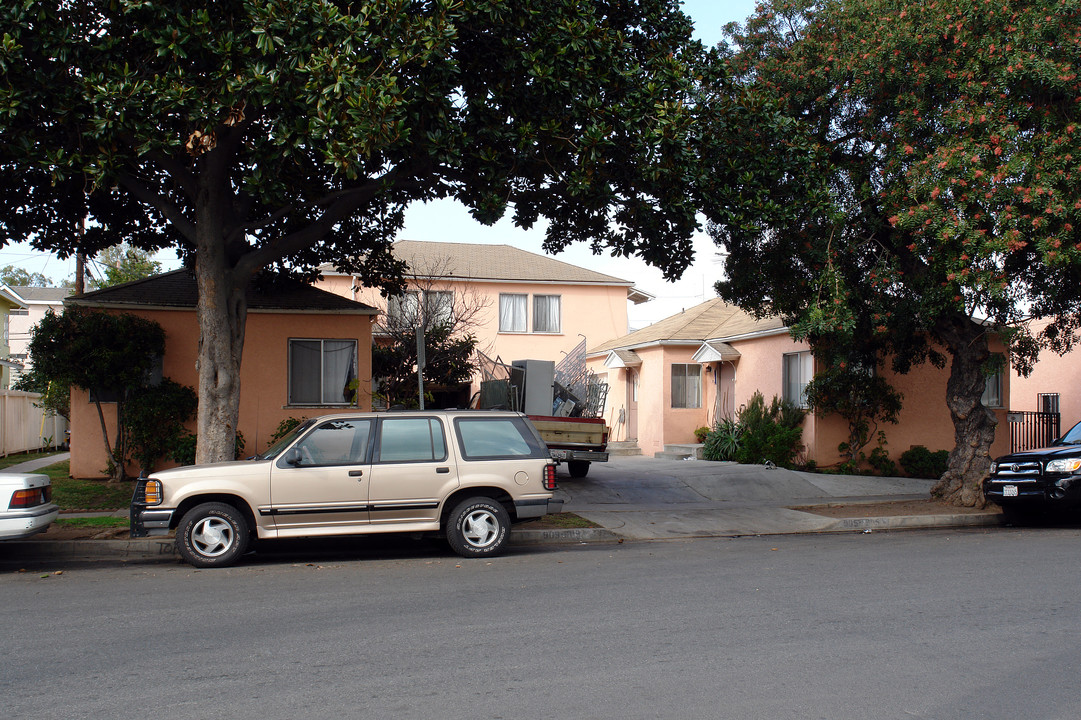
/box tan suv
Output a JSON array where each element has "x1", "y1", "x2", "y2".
[{"x1": 130, "y1": 410, "x2": 562, "y2": 567}]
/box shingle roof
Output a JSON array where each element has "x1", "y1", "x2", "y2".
[
  {"x1": 588, "y1": 297, "x2": 786, "y2": 354},
  {"x1": 325, "y1": 240, "x2": 634, "y2": 286},
  {"x1": 12, "y1": 286, "x2": 68, "y2": 303},
  {"x1": 67, "y1": 269, "x2": 378, "y2": 314}
]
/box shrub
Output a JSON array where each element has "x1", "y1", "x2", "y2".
[
  {"x1": 168, "y1": 430, "x2": 247, "y2": 467},
  {"x1": 123, "y1": 378, "x2": 198, "y2": 473},
  {"x1": 694, "y1": 426, "x2": 711, "y2": 443},
  {"x1": 899, "y1": 445, "x2": 950, "y2": 479},
  {"x1": 703, "y1": 417, "x2": 741, "y2": 461}
]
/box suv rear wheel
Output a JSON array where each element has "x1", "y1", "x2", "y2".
[
  {"x1": 176, "y1": 502, "x2": 250, "y2": 568},
  {"x1": 446, "y1": 496, "x2": 510, "y2": 557}
]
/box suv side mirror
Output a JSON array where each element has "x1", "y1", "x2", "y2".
[{"x1": 283, "y1": 447, "x2": 302, "y2": 466}]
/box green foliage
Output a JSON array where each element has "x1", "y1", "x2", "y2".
[
  {"x1": 13, "y1": 367, "x2": 70, "y2": 420},
  {"x1": 169, "y1": 430, "x2": 245, "y2": 466},
  {"x1": 26, "y1": 307, "x2": 166, "y2": 479},
  {"x1": 0, "y1": 0, "x2": 720, "y2": 464},
  {"x1": 734, "y1": 393, "x2": 806, "y2": 468},
  {"x1": 900, "y1": 446, "x2": 950, "y2": 479},
  {"x1": 704, "y1": 393, "x2": 806, "y2": 468},
  {"x1": 694, "y1": 426, "x2": 711, "y2": 443},
  {"x1": 90, "y1": 243, "x2": 162, "y2": 289},
  {"x1": 710, "y1": 0, "x2": 1081, "y2": 502},
  {"x1": 0, "y1": 265, "x2": 57, "y2": 287},
  {"x1": 805, "y1": 360, "x2": 903, "y2": 471},
  {"x1": 269, "y1": 417, "x2": 307, "y2": 445},
  {"x1": 373, "y1": 324, "x2": 478, "y2": 408},
  {"x1": 122, "y1": 378, "x2": 197, "y2": 473},
  {"x1": 703, "y1": 417, "x2": 742, "y2": 461}
]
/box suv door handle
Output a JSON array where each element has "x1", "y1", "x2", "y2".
[
  {"x1": 436, "y1": 467, "x2": 450, "y2": 474},
  {"x1": 349, "y1": 470, "x2": 364, "y2": 477}
]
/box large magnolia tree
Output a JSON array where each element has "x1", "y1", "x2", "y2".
[
  {"x1": 708, "y1": 0, "x2": 1081, "y2": 505},
  {"x1": 0, "y1": 0, "x2": 716, "y2": 462}
]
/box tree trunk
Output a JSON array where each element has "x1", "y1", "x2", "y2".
[
  {"x1": 192, "y1": 156, "x2": 249, "y2": 465},
  {"x1": 931, "y1": 317, "x2": 997, "y2": 508}
]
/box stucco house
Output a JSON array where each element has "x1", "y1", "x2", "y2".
[
  {"x1": 317, "y1": 240, "x2": 651, "y2": 404},
  {"x1": 5, "y1": 285, "x2": 68, "y2": 386},
  {"x1": 588, "y1": 297, "x2": 1012, "y2": 468},
  {"x1": 0, "y1": 284, "x2": 29, "y2": 389},
  {"x1": 66, "y1": 269, "x2": 378, "y2": 478}
]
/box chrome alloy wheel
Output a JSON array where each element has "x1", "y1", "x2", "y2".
[
  {"x1": 189, "y1": 516, "x2": 235, "y2": 557},
  {"x1": 461, "y1": 508, "x2": 500, "y2": 549}
]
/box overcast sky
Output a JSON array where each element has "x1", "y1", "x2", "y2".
[{"x1": 0, "y1": 0, "x2": 760, "y2": 329}]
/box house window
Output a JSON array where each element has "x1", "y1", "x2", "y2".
[
  {"x1": 387, "y1": 291, "x2": 420, "y2": 326},
  {"x1": 533, "y1": 295, "x2": 561, "y2": 333},
  {"x1": 9, "y1": 308, "x2": 28, "y2": 316},
  {"x1": 671, "y1": 364, "x2": 701, "y2": 409},
  {"x1": 289, "y1": 339, "x2": 358, "y2": 405},
  {"x1": 499, "y1": 294, "x2": 527, "y2": 333},
  {"x1": 783, "y1": 351, "x2": 813, "y2": 409},
  {"x1": 427, "y1": 290, "x2": 454, "y2": 327},
  {"x1": 982, "y1": 368, "x2": 1004, "y2": 409}
]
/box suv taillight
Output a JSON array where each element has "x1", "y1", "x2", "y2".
[{"x1": 543, "y1": 464, "x2": 557, "y2": 491}]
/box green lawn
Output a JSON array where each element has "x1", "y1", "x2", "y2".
[{"x1": 26, "y1": 460, "x2": 135, "y2": 511}]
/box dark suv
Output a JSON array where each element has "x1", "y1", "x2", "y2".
[{"x1": 983, "y1": 420, "x2": 1081, "y2": 518}]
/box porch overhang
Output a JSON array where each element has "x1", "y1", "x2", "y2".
[
  {"x1": 692, "y1": 340, "x2": 741, "y2": 363},
  {"x1": 604, "y1": 349, "x2": 643, "y2": 369}
]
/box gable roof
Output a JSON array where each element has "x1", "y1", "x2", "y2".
[
  {"x1": 588, "y1": 297, "x2": 787, "y2": 355},
  {"x1": 322, "y1": 240, "x2": 653, "y2": 302},
  {"x1": 10, "y1": 286, "x2": 68, "y2": 304},
  {"x1": 67, "y1": 269, "x2": 378, "y2": 315}
]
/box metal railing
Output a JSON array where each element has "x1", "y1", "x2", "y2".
[{"x1": 1008, "y1": 411, "x2": 1061, "y2": 453}]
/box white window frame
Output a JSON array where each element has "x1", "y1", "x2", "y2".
[
  {"x1": 671, "y1": 363, "x2": 702, "y2": 409},
  {"x1": 288, "y1": 338, "x2": 358, "y2": 406},
  {"x1": 498, "y1": 293, "x2": 528, "y2": 333},
  {"x1": 783, "y1": 351, "x2": 813, "y2": 409},
  {"x1": 982, "y1": 368, "x2": 1004, "y2": 408},
  {"x1": 532, "y1": 294, "x2": 562, "y2": 334}
]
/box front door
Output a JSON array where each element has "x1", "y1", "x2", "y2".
[
  {"x1": 368, "y1": 416, "x2": 459, "y2": 526},
  {"x1": 268, "y1": 417, "x2": 372, "y2": 534}
]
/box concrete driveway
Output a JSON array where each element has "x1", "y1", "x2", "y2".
[{"x1": 553, "y1": 455, "x2": 989, "y2": 539}]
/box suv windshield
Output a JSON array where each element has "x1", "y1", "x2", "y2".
[
  {"x1": 1056, "y1": 421, "x2": 1081, "y2": 445},
  {"x1": 253, "y1": 418, "x2": 317, "y2": 460}
]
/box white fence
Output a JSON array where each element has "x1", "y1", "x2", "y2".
[{"x1": 0, "y1": 390, "x2": 68, "y2": 457}]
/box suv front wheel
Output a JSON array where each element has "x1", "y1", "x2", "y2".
[
  {"x1": 446, "y1": 496, "x2": 510, "y2": 558},
  {"x1": 176, "y1": 502, "x2": 251, "y2": 568}
]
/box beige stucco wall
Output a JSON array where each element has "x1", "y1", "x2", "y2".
[{"x1": 70, "y1": 307, "x2": 374, "y2": 478}]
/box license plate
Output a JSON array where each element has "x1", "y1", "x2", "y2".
[{"x1": 1003, "y1": 485, "x2": 1018, "y2": 497}]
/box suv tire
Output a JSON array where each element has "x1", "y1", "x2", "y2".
[
  {"x1": 446, "y1": 496, "x2": 510, "y2": 558},
  {"x1": 176, "y1": 502, "x2": 250, "y2": 568}
]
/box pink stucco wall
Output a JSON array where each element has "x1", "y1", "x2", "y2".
[
  {"x1": 70, "y1": 308, "x2": 374, "y2": 478},
  {"x1": 590, "y1": 329, "x2": 1012, "y2": 470},
  {"x1": 319, "y1": 274, "x2": 631, "y2": 387},
  {"x1": 1008, "y1": 318, "x2": 1081, "y2": 428}
]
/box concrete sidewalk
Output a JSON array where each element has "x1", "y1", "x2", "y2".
[{"x1": 0, "y1": 453, "x2": 1003, "y2": 564}]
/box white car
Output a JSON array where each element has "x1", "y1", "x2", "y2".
[{"x1": 0, "y1": 472, "x2": 59, "y2": 540}]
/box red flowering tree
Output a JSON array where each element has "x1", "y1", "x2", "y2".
[{"x1": 709, "y1": 0, "x2": 1081, "y2": 505}]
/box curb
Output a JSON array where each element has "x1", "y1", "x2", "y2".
[{"x1": 1, "y1": 514, "x2": 1002, "y2": 564}]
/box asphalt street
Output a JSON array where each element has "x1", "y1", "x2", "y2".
[{"x1": 4, "y1": 528, "x2": 1080, "y2": 719}]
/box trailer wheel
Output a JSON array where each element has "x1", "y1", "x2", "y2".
[{"x1": 568, "y1": 460, "x2": 590, "y2": 478}]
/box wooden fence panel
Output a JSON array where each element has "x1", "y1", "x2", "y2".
[{"x1": 0, "y1": 390, "x2": 68, "y2": 457}]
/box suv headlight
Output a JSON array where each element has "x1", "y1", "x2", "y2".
[{"x1": 1046, "y1": 458, "x2": 1081, "y2": 474}]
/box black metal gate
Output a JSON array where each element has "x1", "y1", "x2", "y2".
[{"x1": 1008, "y1": 411, "x2": 1061, "y2": 453}]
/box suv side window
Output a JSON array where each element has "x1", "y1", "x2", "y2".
[
  {"x1": 291, "y1": 419, "x2": 371, "y2": 466},
  {"x1": 455, "y1": 417, "x2": 547, "y2": 460},
  {"x1": 376, "y1": 417, "x2": 447, "y2": 463}
]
